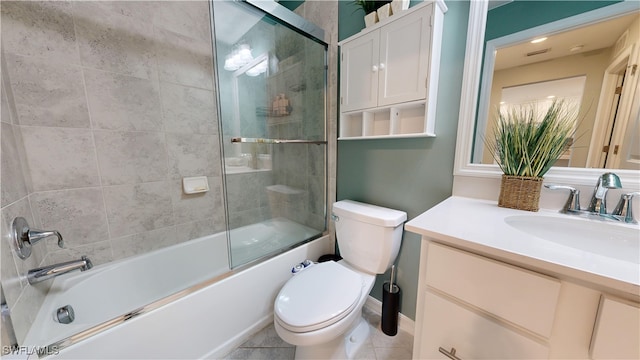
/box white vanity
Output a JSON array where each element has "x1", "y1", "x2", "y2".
[{"x1": 406, "y1": 196, "x2": 640, "y2": 359}]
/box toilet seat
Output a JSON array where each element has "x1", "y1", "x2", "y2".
[{"x1": 275, "y1": 261, "x2": 363, "y2": 333}]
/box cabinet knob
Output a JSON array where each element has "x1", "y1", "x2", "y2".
[
  {"x1": 372, "y1": 65, "x2": 378, "y2": 72},
  {"x1": 379, "y1": 63, "x2": 386, "y2": 70}
]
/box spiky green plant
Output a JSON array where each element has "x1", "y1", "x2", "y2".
[{"x1": 486, "y1": 100, "x2": 578, "y2": 178}]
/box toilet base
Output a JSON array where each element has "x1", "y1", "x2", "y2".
[{"x1": 294, "y1": 317, "x2": 370, "y2": 360}]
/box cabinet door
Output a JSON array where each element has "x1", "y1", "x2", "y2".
[
  {"x1": 417, "y1": 290, "x2": 550, "y2": 360},
  {"x1": 590, "y1": 295, "x2": 640, "y2": 359},
  {"x1": 378, "y1": 4, "x2": 431, "y2": 107},
  {"x1": 340, "y1": 32, "x2": 380, "y2": 112}
]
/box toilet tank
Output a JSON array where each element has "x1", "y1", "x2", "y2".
[{"x1": 332, "y1": 200, "x2": 407, "y2": 274}]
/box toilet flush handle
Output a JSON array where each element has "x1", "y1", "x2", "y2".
[{"x1": 331, "y1": 214, "x2": 339, "y2": 222}]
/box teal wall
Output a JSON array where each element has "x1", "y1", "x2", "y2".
[
  {"x1": 485, "y1": 1, "x2": 622, "y2": 41},
  {"x1": 337, "y1": 0, "x2": 470, "y2": 320}
]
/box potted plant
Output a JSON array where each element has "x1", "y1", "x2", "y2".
[{"x1": 486, "y1": 100, "x2": 578, "y2": 211}]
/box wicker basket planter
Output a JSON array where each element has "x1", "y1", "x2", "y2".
[{"x1": 498, "y1": 175, "x2": 543, "y2": 212}]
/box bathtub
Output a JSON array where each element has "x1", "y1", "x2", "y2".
[{"x1": 22, "y1": 219, "x2": 329, "y2": 358}]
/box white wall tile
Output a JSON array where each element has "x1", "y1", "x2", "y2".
[
  {"x1": 21, "y1": 127, "x2": 100, "y2": 191},
  {"x1": 30, "y1": 188, "x2": 109, "y2": 251},
  {"x1": 160, "y1": 82, "x2": 217, "y2": 134},
  {"x1": 94, "y1": 130, "x2": 168, "y2": 185},
  {"x1": 84, "y1": 68, "x2": 163, "y2": 132},
  {"x1": 155, "y1": 27, "x2": 213, "y2": 90},
  {"x1": 166, "y1": 132, "x2": 220, "y2": 179},
  {"x1": 74, "y1": 2, "x2": 157, "y2": 80},
  {"x1": 1, "y1": 123, "x2": 28, "y2": 207},
  {"x1": 103, "y1": 181, "x2": 174, "y2": 238},
  {"x1": 0, "y1": 1, "x2": 80, "y2": 65},
  {"x1": 5, "y1": 54, "x2": 90, "y2": 128}
]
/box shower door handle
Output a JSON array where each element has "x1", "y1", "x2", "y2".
[{"x1": 231, "y1": 137, "x2": 327, "y2": 145}]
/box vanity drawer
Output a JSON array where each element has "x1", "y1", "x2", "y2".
[
  {"x1": 418, "y1": 290, "x2": 549, "y2": 359},
  {"x1": 590, "y1": 295, "x2": 640, "y2": 360},
  {"x1": 425, "y1": 242, "x2": 561, "y2": 338}
]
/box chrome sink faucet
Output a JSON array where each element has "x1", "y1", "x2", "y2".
[
  {"x1": 27, "y1": 256, "x2": 93, "y2": 285},
  {"x1": 546, "y1": 173, "x2": 637, "y2": 223},
  {"x1": 586, "y1": 172, "x2": 622, "y2": 215}
]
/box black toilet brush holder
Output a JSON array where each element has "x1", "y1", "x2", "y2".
[{"x1": 381, "y1": 265, "x2": 400, "y2": 336}]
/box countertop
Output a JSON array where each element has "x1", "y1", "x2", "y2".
[{"x1": 405, "y1": 196, "x2": 640, "y2": 298}]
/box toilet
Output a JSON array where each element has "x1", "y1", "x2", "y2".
[{"x1": 273, "y1": 200, "x2": 407, "y2": 359}]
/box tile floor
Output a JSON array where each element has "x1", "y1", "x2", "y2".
[{"x1": 222, "y1": 307, "x2": 413, "y2": 360}]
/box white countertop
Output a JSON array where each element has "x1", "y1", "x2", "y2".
[{"x1": 405, "y1": 196, "x2": 640, "y2": 298}]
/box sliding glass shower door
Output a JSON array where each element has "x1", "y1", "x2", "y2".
[{"x1": 211, "y1": 1, "x2": 327, "y2": 268}]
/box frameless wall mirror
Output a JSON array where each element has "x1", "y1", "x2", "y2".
[{"x1": 455, "y1": 0, "x2": 640, "y2": 186}]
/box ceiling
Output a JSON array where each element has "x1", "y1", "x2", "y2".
[{"x1": 494, "y1": 11, "x2": 639, "y2": 71}]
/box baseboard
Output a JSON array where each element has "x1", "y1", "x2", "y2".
[{"x1": 364, "y1": 296, "x2": 415, "y2": 336}]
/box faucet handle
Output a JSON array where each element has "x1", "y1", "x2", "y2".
[
  {"x1": 545, "y1": 184, "x2": 581, "y2": 213},
  {"x1": 612, "y1": 192, "x2": 640, "y2": 224},
  {"x1": 11, "y1": 217, "x2": 64, "y2": 260}
]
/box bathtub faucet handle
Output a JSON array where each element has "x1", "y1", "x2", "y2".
[
  {"x1": 29, "y1": 228, "x2": 64, "y2": 249},
  {"x1": 11, "y1": 217, "x2": 64, "y2": 260}
]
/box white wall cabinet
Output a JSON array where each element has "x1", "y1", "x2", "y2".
[
  {"x1": 414, "y1": 242, "x2": 640, "y2": 360},
  {"x1": 339, "y1": 1, "x2": 446, "y2": 139}
]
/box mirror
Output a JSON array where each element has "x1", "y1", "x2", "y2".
[
  {"x1": 474, "y1": 2, "x2": 639, "y2": 170},
  {"x1": 455, "y1": 0, "x2": 640, "y2": 187}
]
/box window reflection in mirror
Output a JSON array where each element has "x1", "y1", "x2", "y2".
[
  {"x1": 482, "y1": 76, "x2": 586, "y2": 167},
  {"x1": 473, "y1": 3, "x2": 640, "y2": 171}
]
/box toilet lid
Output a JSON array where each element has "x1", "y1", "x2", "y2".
[{"x1": 275, "y1": 261, "x2": 362, "y2": 332}]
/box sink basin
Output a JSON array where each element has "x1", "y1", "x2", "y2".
[{"x1": 505, "y1": 215, "x2": 640, "y2": 264}]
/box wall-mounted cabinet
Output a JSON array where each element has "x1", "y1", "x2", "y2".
[{"x1": 338, "y1": 0, "x2": 447, "y2": 140}]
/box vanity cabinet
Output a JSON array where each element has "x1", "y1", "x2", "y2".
[
  {"x1": 338, "y1": 1, "x2": 446, "y2": 139},
  {"x1": 414, "y1": 242, "x2": 640, "y2": 360},
  {"x1": 417, "y1": 242, "x2": 558, "y2": 359}
]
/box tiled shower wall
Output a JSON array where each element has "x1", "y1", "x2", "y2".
[{"x1": 0, "y1": 1, "x2": 224, "y2": 343}]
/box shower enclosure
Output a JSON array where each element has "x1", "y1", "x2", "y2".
[
  {"x1": 212, "y1": 1, "x2": 328, "y2": 268},
  {"x1": 0, "y1": 0, "x2": 328, "y2": 354}
]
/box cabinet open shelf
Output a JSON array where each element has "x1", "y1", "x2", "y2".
[{"x1": 339, "y1": 101, "x2": 433, "y2": 140}]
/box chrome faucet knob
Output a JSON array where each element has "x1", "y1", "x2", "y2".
[
  {"x1": 11, "y1": 217, "x2": 64, "y2": 260},
  {"x1": 612, "y1": 192, "x2": 639, "y2": 224},
  {"x1": 544, "y1": 184, "x2": 581, "y2": 213},
  {"x1": 587, "y1": 172, "x2": 622, "y2": 214},
  {"x1": 56, "y1": 305, "x2": 75, "y2": 324}
]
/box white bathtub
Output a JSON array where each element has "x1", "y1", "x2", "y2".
[{"x1": 22, "y1": 219, "x2": 328, "y2": 358}]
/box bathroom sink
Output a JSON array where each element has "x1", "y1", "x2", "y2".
[{"x1": 505, "y1": 215, "x2": 640, "y2": 264}]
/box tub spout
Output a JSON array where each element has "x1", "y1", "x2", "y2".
[{"x1": 27, "y1": 256, "x2": 93, "y2": 285}]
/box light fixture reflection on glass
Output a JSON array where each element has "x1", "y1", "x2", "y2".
[
  {"x1": 223, "y1": 44, "x2": 254, "y2": 71},
  {"x1": 530, "y1": 37, "x2": 548, "y2": 44},
  {"x1": 547, "y1": 95, "x2": 556, "y2": 99},
  {"x1": 246, "y1": 59, "x2": 268, "y2": 77}
]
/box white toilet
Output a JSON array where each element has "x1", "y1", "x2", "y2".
[{"x1": 273, "y1": 200, "x2": 407, "y2": 359}]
